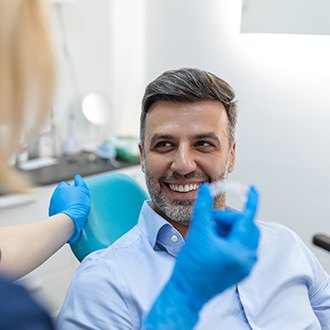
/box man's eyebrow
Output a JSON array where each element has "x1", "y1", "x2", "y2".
[
  {"x1": 194, "y1": 132, "x2": 221, "y2": 142},
  {"x1": 149, "y1": 134, "x2": 173, "y2": 145}
]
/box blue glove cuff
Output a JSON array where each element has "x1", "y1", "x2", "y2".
[{"x1": 61, "y1": 211, "x2": 81, "y2": 244}]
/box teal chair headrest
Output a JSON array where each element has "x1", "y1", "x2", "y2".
[{"x1": 70, "y1": 172, "x2": 148, "y2": 262}]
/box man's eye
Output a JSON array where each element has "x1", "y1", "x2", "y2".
[
  {"x1": 195, "y1": 141, "x2": 213, "y2": 148},
  {"x1": 154, "y1": 141, "x2": 174, "y2": 149}
]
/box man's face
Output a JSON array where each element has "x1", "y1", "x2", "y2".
[{"x1": 139, "y1": 100, "x2": 236, "y2": 229}]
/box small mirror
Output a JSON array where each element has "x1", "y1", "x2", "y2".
[{"x1": 82, "y1": 92, "x2": 111, "y2": 125}]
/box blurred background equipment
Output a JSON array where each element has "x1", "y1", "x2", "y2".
[{"x1": 313, "y1": 234, "x2": 330, "y2": 253}]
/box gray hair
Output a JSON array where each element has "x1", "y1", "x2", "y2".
[{"x1": 140, "y1": 68, "x2": 237, "y2": 146}]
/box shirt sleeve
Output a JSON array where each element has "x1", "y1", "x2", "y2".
[
  {"x1": 291, "y1": 230, "x2": 330, "y2": 329},
  {"x1": 56, "y1": 258, "x2": 134, "y2": 330}
]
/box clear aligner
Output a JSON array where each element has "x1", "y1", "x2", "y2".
[{"x1": 208, "y1": 179, "x2": 249, "y2": 200}]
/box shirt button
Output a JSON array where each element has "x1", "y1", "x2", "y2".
[{"x1": 171, "y1": 235, "x2": 178, "y2": 243}]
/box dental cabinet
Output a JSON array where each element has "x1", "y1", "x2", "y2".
[{"x1": 0, "y1": 160, "x2": 144, "y2": 318}]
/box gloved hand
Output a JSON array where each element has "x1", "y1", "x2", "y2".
[
  {"x1": 49, "y1": 174, "x2": 91, "y2": 244},
  {"x1": 143, "y1": 183, "x2": 259, "y2": 330}
]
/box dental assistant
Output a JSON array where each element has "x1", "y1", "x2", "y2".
[{"x1": 0, "y1": 1, "x2": 89, "y2": 328}]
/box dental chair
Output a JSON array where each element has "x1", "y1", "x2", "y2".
[
  {"x1": 70, "y1": 172, "x2": 149, "y2": 262},
  {"x1": 313, "y1": 233, "x2": 330, "y2": 253}
]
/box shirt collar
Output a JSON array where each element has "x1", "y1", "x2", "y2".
[{"x1": 137, "y1": 200, "x2": 184, "y2": 257}]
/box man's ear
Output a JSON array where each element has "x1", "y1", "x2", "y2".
[
  {"x1": 228, "y1": 142, "x2": 236, "y2": 173},
  {"x1": 139, "y1": 143, "x2": 145, "y2": 173}
]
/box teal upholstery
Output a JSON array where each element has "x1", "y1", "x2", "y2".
[{"x1": 70, "y1": 172, "x2": 149, "y2": 262}]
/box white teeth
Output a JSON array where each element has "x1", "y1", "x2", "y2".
[{"x1": 169, "y1": 183, "x2": 199, "y2": 192}]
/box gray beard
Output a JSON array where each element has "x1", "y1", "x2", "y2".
[
  {"x1": 143, "y1": 151, "x2": 232, "y2": 226},
  {"x1": 152, "y1": 195, "x2": 194, "y2": 225},
  {"x1": 144, "y1": 171, "x2": 227, "y2": 226}
]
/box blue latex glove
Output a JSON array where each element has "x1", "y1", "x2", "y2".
[
  {"x1": 143, "y1": 184, "x2": 260, "y2": 330},
  {"x1": 49, "y1": 174, "x2": 91, "y2": 244}
]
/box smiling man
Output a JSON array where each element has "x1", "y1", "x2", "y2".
[
  {"x1": 57, "y1": 68, "x2": 330, "y2": 329},
  {"x1": 140, "y1": 99, "x2": 235, "y2": 237}
]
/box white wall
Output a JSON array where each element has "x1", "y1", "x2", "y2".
[
  {"x1": 107, "y1": 0, "x2": 146, "y2": 136},
  {"x1": 241, "y1": 0, "x2": 330, "y2": 35},
  {"x1": 50, "y1": 0, "x2": 113, "y2": 150}
]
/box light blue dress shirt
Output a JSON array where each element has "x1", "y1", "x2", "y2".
[{"x1": 57, "y1": 201, "x2": 330, "y2": 329}]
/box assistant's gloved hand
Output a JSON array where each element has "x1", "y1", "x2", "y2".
[
  {"x1": 49, "y1": 174, "x2": 91, "y2": 244},
  {"x1": 176, "y1": 184, "x2": 259, "y2": 306},
  {"x1": 143, "y1": 184, "x2": 259, "y2": 330}
]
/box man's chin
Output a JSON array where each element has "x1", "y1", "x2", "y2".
[
  {"x1": 163, "y1": 205, "x2": 193, "y2": 225},
  {"x1": 151, "y1": 196, "x2": 194, "y2": 223},
  {"x1": 171, "y1": 199, "x2": 195, "y2": 206}
]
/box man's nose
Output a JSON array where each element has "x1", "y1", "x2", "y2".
[{"x1": 170, "y1": 146, "x2": 197, "y2": 175}]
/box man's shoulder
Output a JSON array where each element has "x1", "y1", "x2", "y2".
[
  {"x1": 256, "y1": 220, "x2": 303, "y2": 245},
  {"x1": 65, "y1": 221, "x2": 163, "y2": 296},
  {"x1": 67, "y1": 226, "x2": 145, "y2": 288},
  {"x1": 83, "y1": 225, "x2": 144, "y2": 263},
  {"x1": 257, "y1": 219, "x2": 296, "y2": 234}
]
